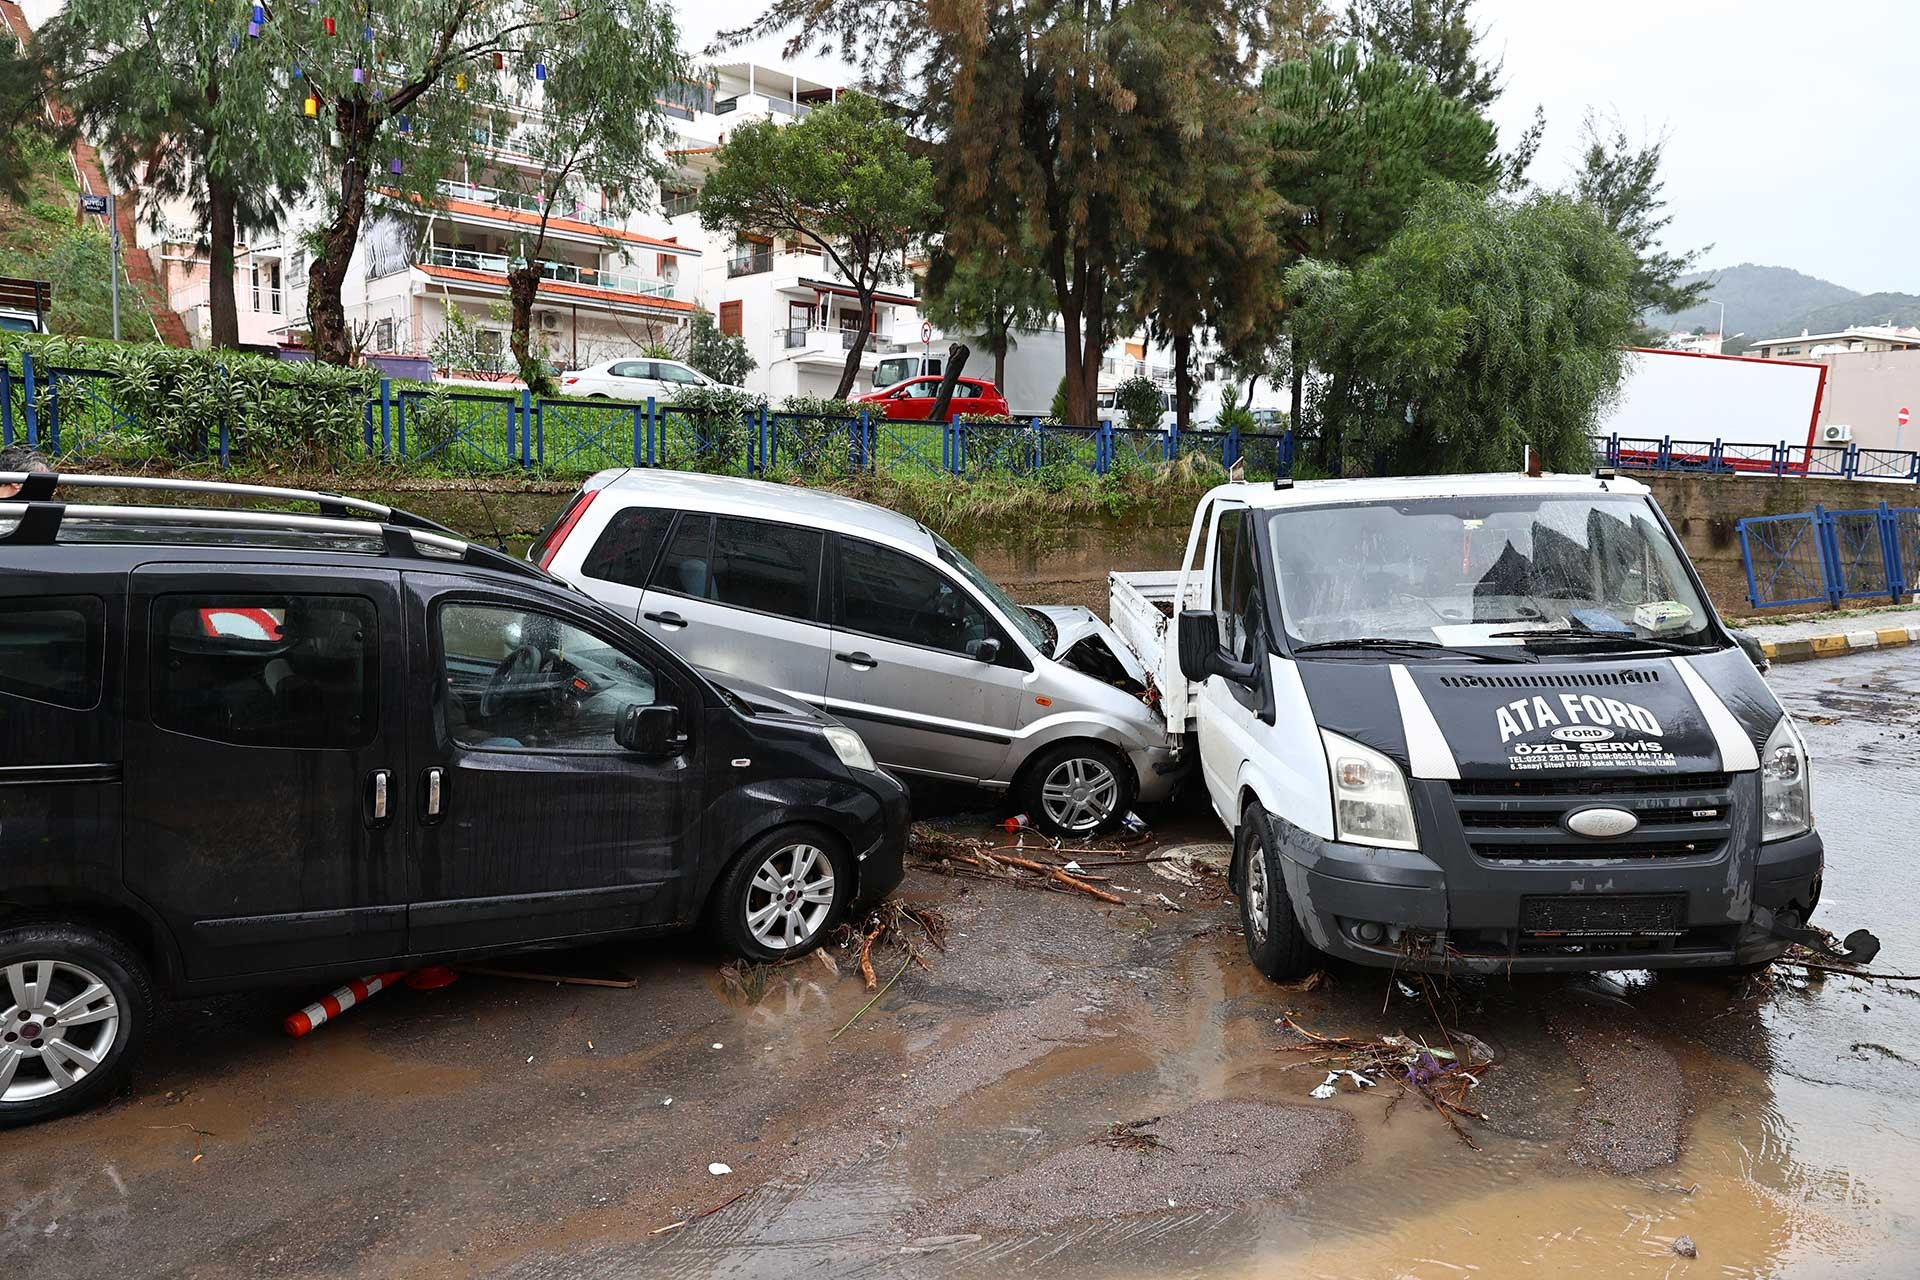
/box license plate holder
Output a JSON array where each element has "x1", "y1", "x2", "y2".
[{"x1": 1520, "y1": 893, "x2": 1686, "y2": 938}]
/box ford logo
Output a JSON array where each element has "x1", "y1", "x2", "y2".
[
  {"x1": 1552, "y1": 725, "x2": 1615, "y2": 743},
  {"x1": 1565, "y1": 807, "x2": 1639, "y2": 839}
]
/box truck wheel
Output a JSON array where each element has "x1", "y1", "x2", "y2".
[
  {"x1": 1019, "y1": 741, "x2": 1135, "y2": 837},
  {"x1": 711, "y1": 828, "x2": 853, "y2": 963},
  {"x1": 1237, "y1": 802, "x2": 1316, "y2": 982},
  {"x1": 0, "y1": 923, "x2": 153, "y2": 1128}
]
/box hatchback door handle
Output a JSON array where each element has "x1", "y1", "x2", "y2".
[
  {"x1": 643, "y1": 610, "x2": 687, "y2": 629},
  {"x1": 835, "y1": 651, "x2": 877, "y2": 670},
  {"x1": 422, "y1": 767, "x2": 444, "y2": 821},
  {"x1": 367, "y1": 769, "x2": 391, "y2": 825}
]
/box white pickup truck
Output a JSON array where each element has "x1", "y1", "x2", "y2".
[{"x1": 1109, "y1": 471, "x2": 1822, "y2": 980}]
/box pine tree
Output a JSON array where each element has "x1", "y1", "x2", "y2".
[{"x1": 1572, "y1": 114, "x2": 1711, "y2": 327}]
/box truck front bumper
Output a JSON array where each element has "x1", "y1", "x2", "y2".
[{"x1": 1266, "y1": 809, "x2": 1824, "y2": 975}]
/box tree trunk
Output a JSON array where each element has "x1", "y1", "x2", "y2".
[
  {"x1": 1061, "y1": 292, "x2": 1087, "y2": 425},
  {"x1": 993, "y1": 333, "x2": 1007, "y2": 391},
  {"x1": 309, "y1": 122, "x2": 371, "y2": 365},
  {"x1": 1078, "y1": 265, "x2": 1105, "y2": 426},
  {"x1": 1242, "y1": 373, "x2": 1260, "y2": 412},
  {"x1": 1289, "y1": 334, "x2": 1304, "y2": 434},
  {"x1": 1172, "y1": 328, "x2": 1193, "y2": 432},
  {"x1": 833, "y1": 298, "x2": 874, "y2": 399},
  {"x1": 206, "y1": 178, "x2": 239, "y2": 350},
  {"x1": 507, "y1": 265, "x2": 548, "y2": 393}
]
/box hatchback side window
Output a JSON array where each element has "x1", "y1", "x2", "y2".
[
  {"x1": 838, "y1": 538, "x2": 992, "y2": 655},
  {"x1": 438, "y1": 603, "x2": 658, "y2": 751},
  {"x1": 0, "y1": 595, "x2": 104, "y2": 710},
  {"x1": 710, "y1": 517, "x2": 823, "y2": 621},
  {"x1": 153, "y1": 594, "x2": 377, "y2": 748},
  {"x1": 650, "y1": 514, "x2": 715, "y2": 599},
  {"x1": 580, "y1": 506, "x2": 674, "y2": 588}
]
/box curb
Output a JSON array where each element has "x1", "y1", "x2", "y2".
[{"x1": 1759, "y1": 623, "x2": 1920, "y2": 665}]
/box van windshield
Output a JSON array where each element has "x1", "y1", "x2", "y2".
[{"x1": 1265, "y1": 494, "x2": 1715, "y2": 650}]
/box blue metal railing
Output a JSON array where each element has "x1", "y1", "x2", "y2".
[
  {"x1": 1593, "y1": 432, "x2": 1920, "y2": 482},
  {"x1": 3, "y1": 352, "x2": 1302, "y2": 483},
  {"x1": 1738, "y1": 502, "x2": 1920, "y2": 608}
]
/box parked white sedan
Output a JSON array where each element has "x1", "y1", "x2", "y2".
[{"x1": 560, "y1": 358, "x2": 745, "y2": 403}]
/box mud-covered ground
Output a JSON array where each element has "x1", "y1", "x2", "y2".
[{"x1": 5, "y1": 650, "x2": 1916, "y2": 1279}]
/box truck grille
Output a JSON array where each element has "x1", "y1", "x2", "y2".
[{"x1": 1450, "y1": 772, "x2": 1735, "y2": 863}]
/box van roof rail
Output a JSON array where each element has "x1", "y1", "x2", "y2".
[{"x1": 0, "y1": 471, "x2": 551, "y2": 584}]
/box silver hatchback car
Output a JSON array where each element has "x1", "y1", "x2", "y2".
[{"x1": 534, "y1": 471, "x2": 1180, "y2": 834}]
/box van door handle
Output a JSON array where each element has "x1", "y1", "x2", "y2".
[
  {"x1": 422, "y1": 767, "x2": 444, "y2": 822},
  {"x1": 643, "y1": 610, "x2": 687, "y2": 629},
  {"x1": 367, "y1": 769, "x2": 391, "y2": 825},
  {"x1": 835, "y1": 651, "x2": 877, "y2": 670}
]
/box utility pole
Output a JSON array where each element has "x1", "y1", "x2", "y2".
[{"x1": 107, "y1": 192, "x2": 122, "y2": 342}]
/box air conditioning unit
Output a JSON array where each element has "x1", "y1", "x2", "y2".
[
  {"x1": 538, "y1": 311, "x2": 559, "y2": 331},
  {"x1": 1822, "y1": 423, "x2": 1853, "y2": 443}
]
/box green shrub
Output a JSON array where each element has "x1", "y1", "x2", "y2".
[
  {"x1": 661, "y1": 385, "x2": 764, "y2": 473},
  {"x1": 1215, "y1": 404, "x2": 1255, "y2": 434},
  {"x1": 1113, "y1": 376, "x2": 1165, "y2": 432}
]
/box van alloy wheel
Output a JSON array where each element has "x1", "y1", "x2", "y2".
[
  {"x1": 1040, "y1": 756, "x2": 1121, "y2": 833},
  {"x1": 0, "y1": 960, "x2": 121, "y2": 1102},
  {"x1": 744, "y1": 843, "x2": 837, "y2": 952}
]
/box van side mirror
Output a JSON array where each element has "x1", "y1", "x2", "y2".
[
  {"x1": 616, "y1": 702, "x2": 681, "y2": 754},
  {"x1": 1731, "y1": 630, "x2": 1770, "y2": 672},
  {"x1": 1177, "y1": 610, "x2": 1258, "y2": 685},
  {"x1": 968, "y1": 637, "x2": 1001, "y2": 663}
]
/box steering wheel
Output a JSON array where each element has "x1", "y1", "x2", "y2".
[{"x1": 479, "y1": 644, "x2": 544, "y2": 720}]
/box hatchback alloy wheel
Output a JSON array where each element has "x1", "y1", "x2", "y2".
[
  {"x1": 1, "y1": 959, "x2": 121, "y2": 1102},
  {"x1": 743, "y1": 843, "x2": 837, "y2": 952},
  {"x1": 1040, "y1": 756, "x2": 1121, "y2": 833}
]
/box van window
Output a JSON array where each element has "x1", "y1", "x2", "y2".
[
  {"x1": 438, "y1": 604, "x2": 658, "y2": 751},
  {"x1": 581, "y1": 506, "x2": 673, "y2": 588},
  {"x1": 0, "y1": 595, "x2": 104, "y2": 710},
  {"x1": 153, "y1": 594, "x2": 377, "y2": 748},
  {"x1": 1212, "y1": 508, "x2": 1248, "y2": 656},
  {"x1": 710, "y1": 517, "x2": 823, "y2": 621},
  {"x1": 837, "y1": 538, "x2": 992, "y2": 655}
]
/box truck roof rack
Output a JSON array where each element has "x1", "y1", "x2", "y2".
[{"x1": 0, "y1": 471, "x2": 553, "y2": 585}]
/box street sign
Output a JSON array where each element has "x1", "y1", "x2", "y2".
[
  {"x1": 79, "y1": 194, "x2": 109, "y2": 216},
  {"x1": 1900, "y1": 407, "x2": 1911, "y2": 428},
  {"x1": 920, "y1": 321, "x2": 932, "y2": 343}
]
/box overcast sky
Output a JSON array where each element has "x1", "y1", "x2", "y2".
[{"x1": 680, "y1": 0, "x2": 1919, "y2": 295}]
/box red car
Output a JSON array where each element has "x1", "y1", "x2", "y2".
[{"x1": 855, "y1": 375, "x2": 1011, "y2": 420}]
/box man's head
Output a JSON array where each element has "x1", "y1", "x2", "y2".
[{"x1": 0, "y1": 444, "x2": 51, "y2": 499}]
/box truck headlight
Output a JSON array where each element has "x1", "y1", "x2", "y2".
[
  {"x1": 1322, "y1": 730, "x2": 1418, "y2": 850},
  {"x1": 823, "y1": 725, "x2": 877, "y2": 772},
  {"x1": 1760, "y1": 715, "x2": 1811, "y2": 841}
]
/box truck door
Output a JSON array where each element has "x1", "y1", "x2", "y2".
[
  {"x1": 123, "y1": 566, "x2": 410, "y2": 980},
  {"x1": 1195, "y1": 504, "x2": 1265, "y2": 814}
]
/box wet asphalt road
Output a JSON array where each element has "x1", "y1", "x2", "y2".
[{"x1": 4, "y1": 649, "x2": 1918, "y2": 1279}]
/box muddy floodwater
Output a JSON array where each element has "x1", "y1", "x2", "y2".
[{"x1": 3, "y1": 655, "x2": 1915, "y2": 1279}]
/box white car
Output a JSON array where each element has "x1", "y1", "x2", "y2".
[{"x1": 560, "y1": 358, "x2": 744, "y2": 403}]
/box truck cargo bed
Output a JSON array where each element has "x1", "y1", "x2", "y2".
[{"x1": 1109, "y1": 569, "x2": 1201, "y2": 733}]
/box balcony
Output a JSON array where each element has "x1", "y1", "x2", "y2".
[
  {"x1": 778, "y1": 327, "x2": 903, "y2": 364},
  {"x1": 435, "y1": 178, "x2": 625, "y2": 230},
  {"x1": 424, "y1": 247, "x2": 680, "y2": 299},
  {"x1": 729, "y1": 249, "x2": 773, "y2": 277},
  {"x1": 661, "y1": 190, "x2": 699, "y2": 219}
]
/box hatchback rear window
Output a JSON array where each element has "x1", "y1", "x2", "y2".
[
  {"x1": 0, "y1": 596, "x2": 104, "y2": 710},
  {"x1": 581, "y1": 506, "x2": 673, "y2": 588}
]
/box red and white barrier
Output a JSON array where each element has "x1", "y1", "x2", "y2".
[{"x1": 284, "y1": 970, "x2": 409, "y2": 1038}]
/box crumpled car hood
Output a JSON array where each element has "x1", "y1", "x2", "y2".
[{"x1": 1026, "y1": 605, "x2": 1149, "y2": 683}]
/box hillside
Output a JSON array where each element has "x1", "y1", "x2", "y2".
[
  {"x1": 1781, "y1": 290, "x2": 1920, "y2": 338},
  {"x1": 1649, "y1": 264, "x2": 1859, "y2": 345}
]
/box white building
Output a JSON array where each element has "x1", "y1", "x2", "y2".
[{"x1": 1661, "y1": 330, "x2": 1724, "y2": 356}]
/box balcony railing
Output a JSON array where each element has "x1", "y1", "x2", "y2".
[
  {"x1": 661, "y1": 191, "x2": 699, "y2": 218},
  {"x1": 778, "y1": 327, "x2": 903, "y2": 356},
  {"x1": 729, "y1": 249, "x2": 773, "y2": 277},
  {"x1": 424, "y1": 247, "x2": 679, "y2": 299},
  {"x1": 434, "y1": 179, "x2": 625, "y2": 230}
]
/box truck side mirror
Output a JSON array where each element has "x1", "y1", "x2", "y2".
[
  {"x1": 1177, "y1": 610, "x2": 1258, "y2": 686},
  {"x1": 617, "y1": 702, "x2": 681, "y2": 754},
  {"x1": 1731, "y1": 630, "x2": 1770, "y2": 671}
]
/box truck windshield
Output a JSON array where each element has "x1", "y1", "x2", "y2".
[
  {"x1": 1265, "y1": 494, "x2": 1715, "y2": 651},
  {"x1": 932, "y1": 532, "x2": 1050, "y2": 651}
]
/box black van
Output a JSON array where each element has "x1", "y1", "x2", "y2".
[{"x1": 0, "y1": 473, "x2": 907, "y2": 1125}]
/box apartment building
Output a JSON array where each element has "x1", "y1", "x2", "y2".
[
  {"x1": 1749, "y1": 325, "x2": 1920, "y2": 360},
  {"x1": 661, "y1": 62, "x2": 917, "y2": 400}
]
